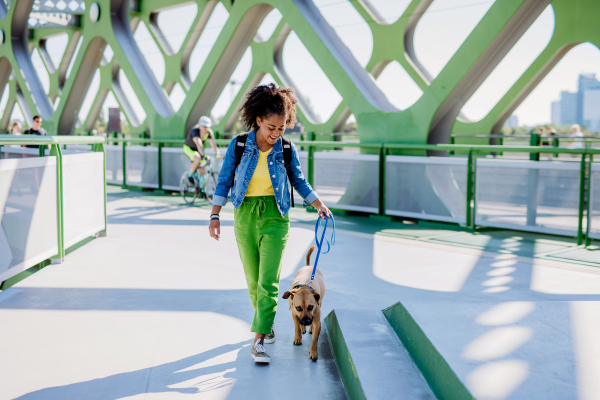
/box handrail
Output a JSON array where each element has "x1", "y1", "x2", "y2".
[
  {"x1": 0, "y1": 134, "x2": 105, "y2": 145},
  {"x1": 99, "y1": 136, "x2": 600, "y2": 155},
  {"x1": 451, "y1": 134, "x2": 531, "y2": 138},
  {"x1": 108, "y1": 138, "x2": 186, "y2": 144},
  {"x1": 450, "y1": 133, "x2": 600, "y2": 140},
  {"x1": 382, "y1": 143, "x2": 600, "y2": 154}
]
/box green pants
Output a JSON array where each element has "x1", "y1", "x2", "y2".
[{"x1": 234, "y1": 196, "x2": 290, "y2": 334}]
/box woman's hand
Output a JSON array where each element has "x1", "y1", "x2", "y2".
[
  {"x1": 311, "y1": 199, "x2": 331, "y2": 219},
  {"x1": 209, "y1": 219, "x2": 220, "y2": 240},
  {"x1": 209, "y1": 205, "x2": 223, "y2": 240}
]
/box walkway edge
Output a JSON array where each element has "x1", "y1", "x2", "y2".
[
  {"x1": 382, "y1": 302, "x2": 475, "y2": 400},
  {"x1": 324, "y1": 310, "x2": 367, "y2": 400}
]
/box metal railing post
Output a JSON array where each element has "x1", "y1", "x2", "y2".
[
  {"x1": 158, "y1": 141, "x2": 163, "y2": 191},
  {"x1": 307, "y1": 144, "x2": 315, "y2": 188},
  {"x1": 122, "y1": 139, "x2": 127, "y2": 188},
  {"x1": 585, "y1": 154, "x2": 594, "y2": 246},
  {"x1": 526, "y1": 136, "x2": 540, "y2": 226},
  {"x1": 93, "y1": 142, "x2": 107, "y2": 236},
  {"x1": 49, "y1": 144, "x2": 65, "y2": 262},
  {"x1": 449, "y1": 135, "x2": 455, "y2": 156},
  {"x1": 530, "y1": 133, "x2": 540, "y2": 161},
  {"x1": 472, "y1": 151, "x2": 478, "y2": 230},
  {"x1": 578, "y1": 153, "x2": 588, "y2": 245},
  {"x1": 39, "y1": 145, "x2": 45, "y2": 157},
  {"x1": 0, "y1": 144, "x2": 3, "y2": 159},
  {"x1": 378, "y1": 146, "x2": 386, "y2": 216},
  {"x1": 466, "y1": 150, "x2": 474, "y2": 229}
]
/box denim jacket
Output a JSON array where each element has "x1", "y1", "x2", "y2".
[{"x1": 213, "y1": 130, "x2": 319, "y2": 217}]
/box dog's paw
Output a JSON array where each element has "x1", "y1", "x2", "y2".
[
  {"x1": 309, "y1": 351, "x2": 318, "y2": 362},
  {"x1": 309, "y1": 326, "x2": 312, "y2": 334},
  {"x1": 293, "y1": 338, "x2": 302, "y2": 346},
  {"x1": 301, "y1": 326, "x2": 306, "y2": 335}
]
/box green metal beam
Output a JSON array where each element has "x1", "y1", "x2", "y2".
[{"x1": 0, "y1": 0, "x2": 598, "y2": 147}]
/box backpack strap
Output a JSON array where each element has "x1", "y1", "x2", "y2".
[
  {"x1": 281, "y1": 136, "x2": 292, "y2": 168},
  {"x1": 281, "y1": 136, "x2": 295, "y2": 208},
  {"x1": 234, "y1": 132, "x2": 249, "y2": 169}
]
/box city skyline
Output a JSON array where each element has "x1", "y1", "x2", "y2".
[{"x1": 551, "y1": 73, "x2": 600, "y2": 132}]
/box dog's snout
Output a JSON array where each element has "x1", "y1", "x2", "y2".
[{"x1": 301, "y1": 317, "x2": 312, "y2": 326}]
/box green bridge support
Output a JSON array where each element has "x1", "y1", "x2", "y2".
[{"x1": 0, "y1": 0, "x2": 598, "y2": 145}]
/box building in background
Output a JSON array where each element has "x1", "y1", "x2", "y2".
[
  {"x1": 552, "y1": 74, "x2": 600, "y2": 132},
  {"x1": 577, "y1": 73, "x2": 600, "y2": 126},
  {"x1": 559, "y1": 91, "x2": 578, "y2": 126},
  {"x1": 551, "y1": 100, "x2": 561, "y2": 125},
  {"x1": 583, "y1": 90, "x2": 600, "y2": 132},
  {"x1": 506, "y1": 115, "x2": 519, "y2": 128}
]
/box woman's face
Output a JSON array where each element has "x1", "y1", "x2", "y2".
[
  {"x1": 11, "y1": 125, "x2": 20, "y2": 134},
  {"x1": 256, "y1": 114, "x2": 287, "y2": 146}
]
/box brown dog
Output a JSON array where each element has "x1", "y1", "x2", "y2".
[{"x1": 282, "y1": 246, "x2": 325, "y2": 361}]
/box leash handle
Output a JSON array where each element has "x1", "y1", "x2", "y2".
[{"x1": 310, "y1": 213, "x2": 335, "y2": 282}]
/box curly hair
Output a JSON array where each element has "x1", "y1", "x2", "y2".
[{"x1": 240, "y1": 83, "x2": 298, "y2": 131}]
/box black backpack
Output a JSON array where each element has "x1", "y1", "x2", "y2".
[{"x1": 234, "y1": 133, "x2": 295, "y2": 207}]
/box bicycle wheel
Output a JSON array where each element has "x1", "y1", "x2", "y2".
[
  {"x1": 180, "y1": 172, "x2": 198, "y2": 205},
  {"x1": 204, "y1": 173, "x2": 217, "y2": 204}
]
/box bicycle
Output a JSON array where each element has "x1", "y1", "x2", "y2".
[{"x1": 180, "y1": 155, "x2": 219, "y2": 204}]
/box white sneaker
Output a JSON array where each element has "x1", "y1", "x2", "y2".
[
  {"x1": 264, "y1": 326, "x2": 275, "y2": 344},
  {"x1": 251, "y1": 340, "x2": 270, "y2": 363}
]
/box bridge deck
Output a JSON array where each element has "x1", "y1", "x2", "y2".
[{"x1": 0, "y1": 188, "x2": 599, "y2": 399}]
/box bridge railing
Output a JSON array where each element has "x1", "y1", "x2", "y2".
[
  {"x1": 0, "y1": 135, "x2": 107, "y2": 287},
  {"x1": 102, "y1": 138, "x2": 600, "y2": 246}
]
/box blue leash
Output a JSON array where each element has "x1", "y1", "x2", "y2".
[{"x1": 295, "y1": 214, "x2": 335, "y2": 289}]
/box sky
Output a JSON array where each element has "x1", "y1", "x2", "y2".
[{"x1": 7, "y1": 0, "x2": 600, "y2": 129}]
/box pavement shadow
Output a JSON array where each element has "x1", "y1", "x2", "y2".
[
  {"x1": 106, "y1": 205, "x2": 234, "y2": 226},
  {"x1": 14, "y1": 341, "x2": 250, "y2": 400}
]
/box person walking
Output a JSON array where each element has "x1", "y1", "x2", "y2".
[
  {"x1": 23, "y1": 115, "x2": 47, "y2": 149},
  {"x1": 568, "y1": 124, "x2": 584, "y2": 157},
  {"x1": 207, "y1": 84, "x2": 330, "y2": 364},
  {"x1": 7, "y1": 122, "x2": 23, "y2": 148}
]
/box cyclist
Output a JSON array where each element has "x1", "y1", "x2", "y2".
[{"x1": 184, "y1": 116, "x2": 221, "y2": 185}]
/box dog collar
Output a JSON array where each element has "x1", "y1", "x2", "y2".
[{"x1": 293, "y1": 283, "x2": 313, "y2": 290}]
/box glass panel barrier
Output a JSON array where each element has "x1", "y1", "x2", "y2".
[
  {"x1": 62, "y1": 153, "x2": 106, "y2": 249},
  {"x1": 314, "y1": 151, "x2": 378, "y2": 213},
  {"x1": 589, "y1": 163, "x2": 600, "y2": 240},
  {"x1": 126, "y1": 146, "x2": 159, "y2": 188},
  {"x1": 105, "y1": 145, "x2": 123, "y2": 185},
  {"x1": 476, "y1": 159, "x2": 582, "y2": 235},
  {"x1": 386, "y1": 156, "x2": 467, "y2": 223},
  {"x1": 0, "y1": 157, "x2": 58, "y2": 283}
]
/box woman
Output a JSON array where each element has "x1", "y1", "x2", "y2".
[
  {"x1": 7, "y1": 121, "x2": 23, "y2": 148},
  {"x1": 208, "y1": 84, "x2": 330, "y2": 364}
]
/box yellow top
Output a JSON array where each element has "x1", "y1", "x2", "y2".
[{"x1": 246, "y1": 148, "x2": 275, "y2": 197}]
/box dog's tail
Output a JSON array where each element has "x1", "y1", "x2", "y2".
[{"x1": 306, "y1": 246, "x2": 315, "y2": 266}]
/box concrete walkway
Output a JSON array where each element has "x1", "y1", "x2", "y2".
[{"x1": 1, "y1": 189, "x2": 600, "y2": 399}]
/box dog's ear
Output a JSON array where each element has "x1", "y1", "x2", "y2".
[
  {"x1": 312, "y1": 293, "x2": 320, "y2": 304},
  {"x1": 283, "y1": 289, "x2": 299, "y2": 299}
]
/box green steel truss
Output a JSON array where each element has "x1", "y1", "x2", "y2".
[{"x1": 0, "y1": 0, "x2": 599, "y2": 144}]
